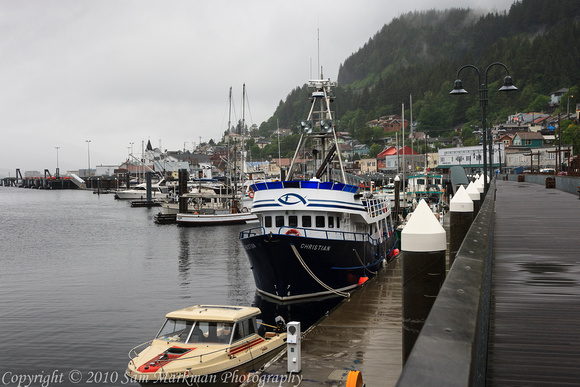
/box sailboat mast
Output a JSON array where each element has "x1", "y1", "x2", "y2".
[
  {"x1": 277, "y1": 119, "x2": 281, "y2": 180},
  {"x1": 241, "y1": 83, "x2": 246, "y2": 181},
  {"x1": 227, "y1": 86, "x2": 232, "y2": 195},
  {"x1": 232, "y1": 87, "x2": 238, "y2": 198}
]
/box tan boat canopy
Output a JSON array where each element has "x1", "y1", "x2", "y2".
[{"x1": 165, "y1": 305, "x2": 260, "y2": 322}]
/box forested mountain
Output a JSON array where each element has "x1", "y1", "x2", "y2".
[{"x1": 251, "y1": 0, "x2": 580, "y2": 158}]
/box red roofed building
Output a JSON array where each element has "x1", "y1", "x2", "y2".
[{"x1": 377, "y1": 146, "x2": 420, "y2": 171}]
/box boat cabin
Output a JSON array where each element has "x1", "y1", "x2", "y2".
[
  {"x1": 248, "y1": 180, "x2": 391, "y2": 241},
  {"x1": 155, "y1": 305, "x2": 260, "y2": 346}
]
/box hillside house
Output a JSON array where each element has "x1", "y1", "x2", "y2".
[{"x1": 512, "y1": 132, "x2": 544, "y2": 148}]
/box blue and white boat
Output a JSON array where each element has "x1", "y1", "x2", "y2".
[{"x1": 239, "y1": 79, "x2": 397, "y2": 301}]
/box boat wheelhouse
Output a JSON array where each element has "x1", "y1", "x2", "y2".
[{"x1": 405, "y1": 173, "x2": 445, "y2": 212}]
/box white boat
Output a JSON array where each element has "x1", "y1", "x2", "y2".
[
  {"x1": 176, "y1": 211, "x2": 257, "y2": 226},
  {"x1": 174, "y1": 191, "x2": 257, "y2": 226},
  {"x1": 126, "y1": 305, "x2": 287, "y2": 386},
  {"x1": 114, "y1": 180, "x2": 169, "y2": 200}
]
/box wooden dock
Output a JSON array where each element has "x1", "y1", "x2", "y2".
[
  {"x1": 254, "y1": 257, "x2": 403, "y2": 387},
  {"x1": 487, "y1": 180, "x2": 580, "y2": 385}
]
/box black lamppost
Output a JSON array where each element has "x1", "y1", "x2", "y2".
[{"x1": 450, "y1": 62, "x2": 517, "y2": 193}]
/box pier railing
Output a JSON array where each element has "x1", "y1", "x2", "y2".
[{"x1": 397, "y1": 179, "x2": 496, "y2": 387}]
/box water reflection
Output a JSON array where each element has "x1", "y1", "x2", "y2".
[
  {"x1": 178, "y1": 227, "x2": 192, "y2": 288},
  {"x1": 253, "y1": 292, "x2": 344, "y2": 332},
  {"x1": 519, "y1": 261, "x2": 579, "y2": 290}
]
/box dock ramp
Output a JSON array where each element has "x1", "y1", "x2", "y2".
[{"x1": 70, "y1": 174, "x2": 86, "y2": 189}]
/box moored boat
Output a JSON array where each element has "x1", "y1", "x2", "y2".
[
  {"x1": 239, "y1": 78, "x2": 397, "y2": 301},
  {"x1": 126, "y1": 305, "x2": 287, "y2": 386},
  {"x1": 174, "y1": 192, "x2": 257, "y2": 226},
  {"x1": 114, "y1": 180, "x2": 169, "y2": 200},
  {"x1": 176, "y1": 211, "x2": 258, "y2": 226}
]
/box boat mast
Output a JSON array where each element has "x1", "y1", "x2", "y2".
[
  {"x1": 241, "y1": 83, "x2": 246, "y2": 182},
  {"x1": 227, "y1": 86, "x2": 232, "y2": 196},
  {"x1": 233, "y1": 87, "x2": 238, "y2": 200},
  {"x1": 277, "y1": 119, "x2": 281, "y2": 180},
  {"x1": 287, "y1": 78, "x2": 346, "y2": 182}
]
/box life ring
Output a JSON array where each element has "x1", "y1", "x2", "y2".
[
  {"x1": 285, "y1": 228, "x2": 300, "y2": 236},
  {"x1": 241, "y1": 207, "x2": 249, "y2": 213},
  {"x1": 248, "y1": 191, "x2": 254, "y2": 199}
]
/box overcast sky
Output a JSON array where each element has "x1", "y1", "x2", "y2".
[{"x1": 0, "y1": 0, "x2": 515, "y2": 175}]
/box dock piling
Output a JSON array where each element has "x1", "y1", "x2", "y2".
[
  {"x1": 178, "y1": 169, "x2": 188, "y2": 214},
  {"x1": 401, "y1": 199, "x2": 447, "y2": 364},
  {"x1": 449, "y1": 185, "x2": 474, "y2": 267}
]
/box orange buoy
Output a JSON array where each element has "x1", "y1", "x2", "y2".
[
  {"x1": 346, "y1": 370, "x2": 363, "y2": 387},
  {"x1": 358, "y1": 276, "x2": 369, "y2": 286}
]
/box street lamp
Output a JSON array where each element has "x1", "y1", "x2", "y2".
[
  {"x1": 86, "y1": 140, "x2": 91, "y2": 177},
  {"x1": 55, "y1": 146, "x2": 60, "y2": 177},
  {"x1": 450, "y1": 62, "x2": 517, "y2": 193}
]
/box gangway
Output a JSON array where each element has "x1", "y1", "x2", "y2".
[{"x1": 70, "y1": 173, "x2": 86, "y2": 189}]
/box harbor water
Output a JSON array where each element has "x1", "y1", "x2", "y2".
[{"x1": 0, "y1": 187, "x2": 340, "y2": 386}]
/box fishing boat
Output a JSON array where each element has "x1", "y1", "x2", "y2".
[
  {"x1": 239, "y1": 78, "x2": 397, "y2": 301},
  {"x1": 126, "y1": 305, "x2": 287, "y2": 386},
  {"x1": 405, "y1": 172, "x2": 446, "y2": 213}
]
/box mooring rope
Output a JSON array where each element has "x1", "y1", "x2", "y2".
[
  {"x1": 290, "y1": 244, "x2": 350, "y2": 298},
  {"x1": 352, "y1": 249, "x2": 377, "y2": 275}
]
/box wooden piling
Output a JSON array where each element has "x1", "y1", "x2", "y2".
[
  {"x1": 145, "y1": 172, "x2": 152, "y2": 202},
  {"x1": 178, "y1": 169, "x2": 188, "y2": 214}
]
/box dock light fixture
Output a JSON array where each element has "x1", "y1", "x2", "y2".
[{"x1": 449, "y1": 62, "x2": 517, "y2": 194}]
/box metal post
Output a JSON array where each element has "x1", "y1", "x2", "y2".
[
  {"x1": 55, "y1": 146, "x2": 60, "y2": 177},
  {"x1": 450, "y1": 62, "x2": 517, "y2": 194},
  {"x1": 86, "y1": 140, "x2": 91, "y2": 177}
]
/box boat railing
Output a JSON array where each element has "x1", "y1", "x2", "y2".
[
  {"x1": 128, "y1": 340, "x2": 154, "y2": 361},
  {"x1": 362, "y1": 196, "x2": 391, "y2": 218},
  {"x1": 279, "y1": 226, "x2": 381, "y2": 245},
  {"x1": 239, "y1": 226, "x2": 265, "y2": 239},
  {"x1": 240, "y1": 226, "x2": 381, "y2": 245}
]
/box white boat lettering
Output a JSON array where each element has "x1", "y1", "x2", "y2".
[
  {"x1": 244, "y1": 243, "x2": 257, "y2": 250},
  {"x1": 300, "y1": 244, "x2": 331, "y2": 252}
]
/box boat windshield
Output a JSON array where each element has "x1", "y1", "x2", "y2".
[{"x1": 156, "y1": 319, "x2": 233, "y2": 344}]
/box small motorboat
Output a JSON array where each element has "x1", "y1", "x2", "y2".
[{"x1": 126, "y1": 305, "x2": 287, "y2": 386}]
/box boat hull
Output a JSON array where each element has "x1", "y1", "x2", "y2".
[
  {"x1": 114, "y1": 190, "x2": 167, "y2": 200},
  {"x1": 176, "y1": 212, "x2": 258, "y2": 226},
  {"x1": 240, "y1": 232, "x2": 393, "y2": 300},
  {"x1": 132, "y1": 348, "x2": 281, "y2": 387}
]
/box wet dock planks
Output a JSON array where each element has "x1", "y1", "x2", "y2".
[
  {"x1": 487, "y1": 180, "x2": 580, "y2": 385},
  {"x1": 255, "y1": 257, "x2": 403, "y2": 387}
]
